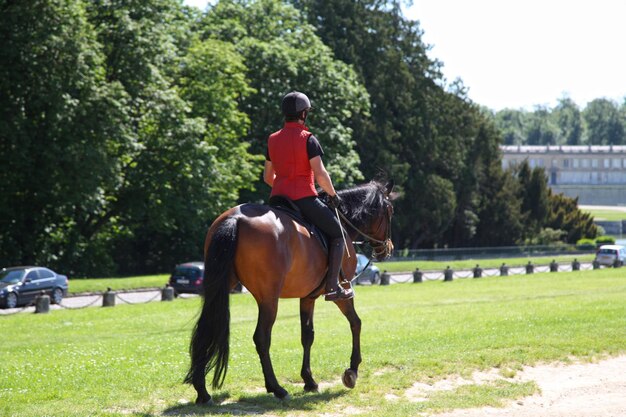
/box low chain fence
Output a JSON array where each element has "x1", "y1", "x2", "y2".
[
  {"x1": 0, "y1": 286, "x2": 178, "y2": 316},
  {"x1": 382, "y1": 258, "x2": 604, "y2": 285}
]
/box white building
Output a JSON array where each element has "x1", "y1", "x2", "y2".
[{"x1": 501, "y1": 145, "x2": 626, "y2": 205}]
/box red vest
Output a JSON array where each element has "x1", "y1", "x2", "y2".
[{"x1": 268, "y1": 122, "x2": 317, "y2": 200}]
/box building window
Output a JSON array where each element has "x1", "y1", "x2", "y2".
[
  {"x1": 563, "y1": 159, "x2": 570, "y2": 168},
  {"x1": 592, "y1": 159, "x2": 599, "y2": 168},
  {"x1": 573, "y1": 158, "x2": 580, "y2": 168},
  {"x1": 612, "y1": 159, "x2": 621, "y2": 169},
  {"x1": 582, "y1": 159, "x2": 590, "y2": 168},
  {"x1": 604, "y1": 159, "x2": 610, "y2": 168}
]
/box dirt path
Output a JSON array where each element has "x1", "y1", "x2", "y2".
[{"x1": 430, "y1": 355, "x2": 626, "y2": 417}]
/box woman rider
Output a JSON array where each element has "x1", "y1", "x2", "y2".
[{"x1": 263, "y1": 91, "x2": 354, "y2": 301}]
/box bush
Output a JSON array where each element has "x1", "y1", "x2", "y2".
[
  {"x1": 576, "y1": 238, "x2": 596, "y2": 251},
  {"x1": 596, "y1": 236, "x2": 616, "y2": 246}
]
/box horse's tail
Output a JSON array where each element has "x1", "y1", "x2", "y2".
[{"x1": 184, "y1": 216, "x2": 238, "y2": 390}]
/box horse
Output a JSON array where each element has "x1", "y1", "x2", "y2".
[{"x1": 184, "y1": 180, "x2": 395, "y2": 404}]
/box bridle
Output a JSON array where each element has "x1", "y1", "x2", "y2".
[{"x1": 337, "y1": 198, "x2": 393, "y2": 259}]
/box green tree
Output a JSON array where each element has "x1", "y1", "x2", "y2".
[
  {"x1": 493, "y1": 109, "x2": 527, "y2": 145},
  {"x1": 546, "y1": 192, "x2": 597, "y2": 243},
  {"x1": 199, "y1": 0, "x2": 370, "y2": 193},
  {"x1": 296, "y1": 0, "x2": 519, "y2": 249},
  {"x1": 583, "y1": 98, "x2": 625, "y2": 145},
  {"x1": 0, "y1": 0, "x2": 124, "y2": 272},
  {"x1": 553, "y1": 97, "x2": 583, "y2": 145},
  {"x1": 516, "y1": 161, "x2": 550, "y2": 237},
  {"x1": 83, "y1": 0, "x2": 261, "y2": 274},
  {"x1": 525, "y1": 106, "x2": 558, "y2": 145}
]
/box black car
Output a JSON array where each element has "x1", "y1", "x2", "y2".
[
  {"x1": 168, "y1": 262, "x2": 204, "y2": 295},
  {"x1": 0, "y1": 266, "x2": 69, "y2": 309}
]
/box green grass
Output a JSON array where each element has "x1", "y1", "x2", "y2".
[
  {"x1": 582, "y1": 208, "x2": 626, "y2": 221},
  {"x1": 1, "y1": 268, "x2": 625, "y2": 416},
  {"x1": 67, "y1": 274, "x2": 170, "y2": 294}
]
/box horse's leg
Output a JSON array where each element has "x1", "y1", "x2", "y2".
[
  {"x1": 299, "y1": 297, "x2": 318, "y2": 392},
  {"x1": 335, "y1": 299, "x2": 362, "y2": 389},
  {"x1": 253, "y1": 300, "x2": 289, "y2": 399}
]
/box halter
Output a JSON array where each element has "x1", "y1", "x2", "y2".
[{"x1": 337, "y1": 199, "x2": 393, "y2": 259}]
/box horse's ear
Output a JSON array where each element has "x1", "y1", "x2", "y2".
[{"x1": 384, "y1": 180, "x2": 395, "y2": 196}]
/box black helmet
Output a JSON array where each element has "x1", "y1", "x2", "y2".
[{"x1": 281, "y1": 91, "x2": 311, "y2": 117}]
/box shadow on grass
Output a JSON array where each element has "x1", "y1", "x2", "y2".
[{"x1": 161, "y1": 389, "x2": 346, "y2": 416}]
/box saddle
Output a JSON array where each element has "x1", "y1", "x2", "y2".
[{"x1": 268, "y1": 196, "x2": 329, "y2": 253}]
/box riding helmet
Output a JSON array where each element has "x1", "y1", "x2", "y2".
[{"x1": 281, "y1": 91, "x2": 311, "y2": 117}]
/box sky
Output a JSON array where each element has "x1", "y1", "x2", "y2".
[{"x1": 183, "y1": 0, "x2": 626, "y2": 111}]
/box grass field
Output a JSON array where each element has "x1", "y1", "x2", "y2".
[
  {"x1": 1, "y1": 268, "x2": 624, "y2": 416},
  {"x1": 581, "y1": 207, "x2": 626, "y2": 221}
]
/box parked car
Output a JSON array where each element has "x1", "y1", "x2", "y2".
[
  {"x1": 594, "y1": 244, "x2": 626, "y2": 267},
  {"x1": 352, "y1": 254, "x2": 381, "y2": 285},
  {"x1": 168, "y1": 262, "x2": 204, "y2": 295},
  {"x1": 0, "y1": 266, "x2": 68, "y2": 309}
]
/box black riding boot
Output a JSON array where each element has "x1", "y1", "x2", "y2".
[{"x1": 324, "y1": 238, "x2": 354, "y2": 301}]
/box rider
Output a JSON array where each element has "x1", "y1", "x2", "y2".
[{"x1": 263, "y1": 91, "x2": 354, "y2": 301}]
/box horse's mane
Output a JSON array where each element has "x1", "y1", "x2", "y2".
[{"x1": 319, "y1": 181, "x2": 388, "y2": 229}]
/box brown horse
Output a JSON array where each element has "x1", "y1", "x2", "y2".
[{"x1": 184, "y1": 180, "x2": 394, "y2": 404}]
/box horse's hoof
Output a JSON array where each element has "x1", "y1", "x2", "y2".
[
  {"x1": 342, "y1": 368, "x2": 357, "y2": 389},
  {"x1": 272, "y1": 387, "x2": 290, "y2": 400},
  {"x1": 304, "y1": 383, "x2": 319, "y2": 393},
  {"x1": 195, "y1": 395, "x2": 213, "y2": 406}
]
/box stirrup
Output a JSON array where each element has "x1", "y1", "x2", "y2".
[{"x1": 324, "y1": 286, "x2": 354, "y2": 301}]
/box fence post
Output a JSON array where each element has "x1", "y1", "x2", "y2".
[
  {"x1": 35, "y1": 292, "x2": 50, "y2": 314},
  {"x1": 572, "y1": 259, "x2": 580, "y2": 271},
  {"x1": 380, "y1": 271, "x2": 390, "y2": 285},
  {"x1": 550, "y1": 260, "x2": 558, "y2": 272},
  {"x1": 499, "y1": 263, "x2": 509, "y2": 276},
  {"x1": 103, "y1": 288, "x2": 116, "y2": 307},
  {"x1": 443, "y1": 266, "x2": 453, "y2": 282},
  {"x1": 473, "y1": 264, "x2": 482, "y2": 278},
  {"x1": 412, "y1": 268, "x2": 423, "y2": 283},
  {"x1": 525, "y1": 261, "x2": 534, "y2": 274},
  {"x1": 162, "y1": 285, "x2": 174, "y2": 301}
]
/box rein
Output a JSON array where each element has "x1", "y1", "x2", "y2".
[
  {"x1": 337, "y1": 211, "x2": 386, "y2": 245},
  {"x1": 337, "y1": 203, "x2": 393, "y2": 259}
]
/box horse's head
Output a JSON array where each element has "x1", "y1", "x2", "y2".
[{"x1": 336, "y1": 180, "x2": 395, "y2": 261}]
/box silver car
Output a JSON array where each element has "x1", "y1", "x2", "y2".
[
  {"x1": 352, "y1": 254, "x2": 381, "y2": 285},
  {"x1": 594, "y1": 245, "x2": 626, "y2": 267}
]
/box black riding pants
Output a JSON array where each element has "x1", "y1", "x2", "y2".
[{"x1": 293, "y1": 196, "x2": 343, "y2": 240}]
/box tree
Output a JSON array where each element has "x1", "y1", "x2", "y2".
[
  {"x1": 553, "y1": 97, "x2": 583, "y2": 145},
  {"x1": 0, "y1": 0, "x2": 124, "y2": 272},
  {"x1": 294, "y1": 0, "x2": 511, "y2": 249},
  {"x1": 83, "y1": 0, "x2": 261, "y2": 274},
  {"x1": 199, "y1": 0, "x2": 370, "y2": 193},
  {"x1": 545, "y1": 192, "x2": 597, "y2": 243},
  {"x1": 583, "y1": 98, "x2": 625, "y2": 145},
  {"x1": 515, "y1": 161, "x2": 550, "y2": 237},
  {"x1": 493, "y1": 109, "x2": 527, "y2": 145},
  {"x1": 525, "y1": 106, "x2": 558, "y2": 145}
]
